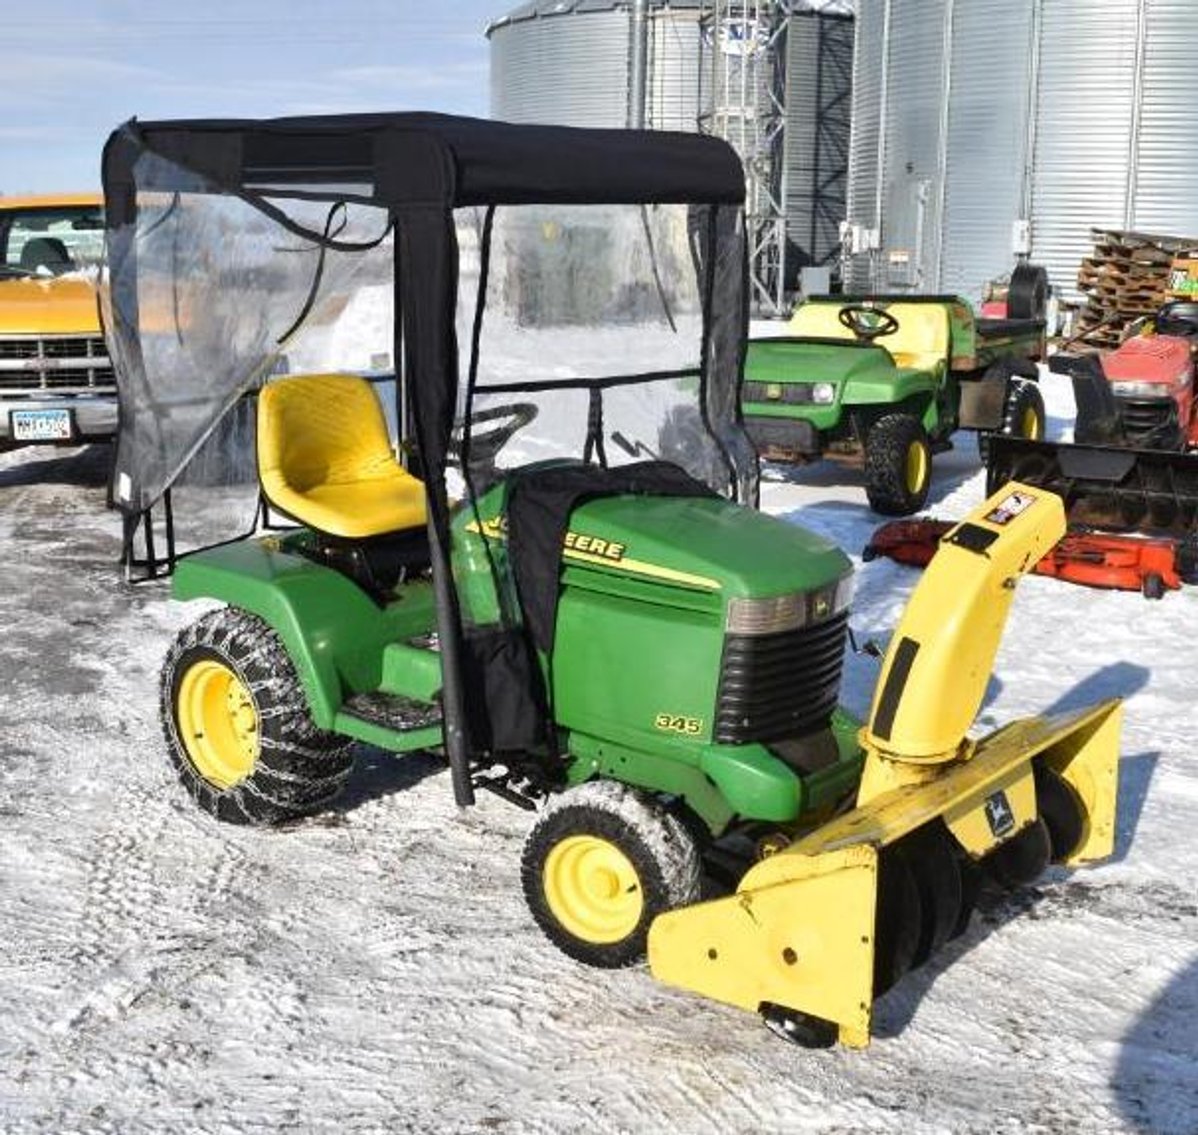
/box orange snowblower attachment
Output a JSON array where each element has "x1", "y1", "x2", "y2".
[{"x1": 648, "y1": 483, "x2": 1121, "y2": 1047}]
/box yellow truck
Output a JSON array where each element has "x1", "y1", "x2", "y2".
[{"x1": 0, "y1": 193, "x2": 115, "y2": 450}]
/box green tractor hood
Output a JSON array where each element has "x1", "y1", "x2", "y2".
[{"x1": 562, "y1": 492, "x2": 852, "y2": 601}]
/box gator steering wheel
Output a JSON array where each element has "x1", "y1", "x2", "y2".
[{"x1": 838, "y1": 304, "x2": 900, "y2": 343}]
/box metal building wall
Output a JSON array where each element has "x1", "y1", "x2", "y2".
[
  {"x1": 784, "y1": 12, "x2": 854, "y2": 271},
  {"x1": 877, "y1": 0, "x2": 947, "y2": 290},
  {"x1": 938, "y1": 0, "x2": 1035, "y2": 299},
  {"x1": 1132, "y1": 0, "x2": 1198, "y2": 232},
  {"x1": 846, "y1": 0, "x2": 1198, "y2": 303},
  {"x1": 1029, "y1": 0, "x2": 1139, "y2": 300}
]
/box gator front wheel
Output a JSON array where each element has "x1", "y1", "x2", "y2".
[
  {"x1": 161, "y1": 607, "x2": 354, "y2": 825},
  {"x1": 865, "y1": 414, "x2": 933, "y2": 516},
  {"x1": 521, "y1": 781, "x2": 701, "y2": 968}
]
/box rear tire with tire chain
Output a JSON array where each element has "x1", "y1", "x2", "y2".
[
  {"x1": 521, "y1": 780, "x2": 702, "y2": 968},
  {"x1": 160, "y1": 607, "x2": 354, "y2": 825},
  {"x1": 865, "y1": 413, "x2": 933, "y2": 516}
]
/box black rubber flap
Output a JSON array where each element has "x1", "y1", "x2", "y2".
[
  {"x1": 945, "y1": 523, "x2": 999, "y2": 555},
  {"x1": 872, "y1": 636, "x2": 920, "y2": 743}
]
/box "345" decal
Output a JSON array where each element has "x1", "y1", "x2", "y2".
[{"x1": 653, "y1": 713, "x2": 703, "y2": 736}]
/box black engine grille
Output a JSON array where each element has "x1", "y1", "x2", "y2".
[
  {"x1": 1119, "y1": 396, "x2": 1178, "y2": 444},
  {"x1": 714, "y1": 611, "x2": 848, "y2": 744}
]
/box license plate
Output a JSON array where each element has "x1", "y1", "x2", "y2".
[{"x1": 11, "y1": 408, "x2": 73, "y2": 441}]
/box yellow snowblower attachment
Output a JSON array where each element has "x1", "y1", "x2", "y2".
[{"x1": 648, "y1": 483, "x2": 1121, "y2": 1048}]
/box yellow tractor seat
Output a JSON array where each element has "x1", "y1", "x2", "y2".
[
  {"x1": 257, "y1": 373, "x2": 427, "y2": 540},
  {"x1": 882, "y1": 303, "x2": 951, "y2": 372}
]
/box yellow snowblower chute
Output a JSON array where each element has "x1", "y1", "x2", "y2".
[{"x1": 648, "y1": 482, "x2": 1120, "y2": 1048}]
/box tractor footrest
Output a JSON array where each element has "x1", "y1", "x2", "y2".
[{"x1": 340, "y1": 691, "x2": 442, "y2": 733}]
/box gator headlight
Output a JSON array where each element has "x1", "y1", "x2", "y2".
[
  {"x1": 726, "y1": 573, "x2": 853, "y2": 635},
  {"x1": 812, "y1": 382, "x2": 836, "y2": 404}
]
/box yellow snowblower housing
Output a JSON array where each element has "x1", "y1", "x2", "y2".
[{"x1": 650, "y1": 482, "x2": 1120, "y2": 1047}]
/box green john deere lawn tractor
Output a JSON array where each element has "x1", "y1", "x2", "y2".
[
  {"x1": 103, "y1": 112, "x2": 1120, "y2": 1048},
  {"x1": 743, "y1": 276, "x2": 1050, "y2": 515}
]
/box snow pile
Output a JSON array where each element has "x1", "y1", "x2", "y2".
[{"x1": 0, "y1": 368, "x2": 1195, "y2": 1133}]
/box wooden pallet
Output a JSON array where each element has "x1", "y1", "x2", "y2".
[{"x1": 1071, "y1": 227, "x2": 1198, "y2": 347}]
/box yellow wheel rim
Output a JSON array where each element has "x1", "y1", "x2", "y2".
[
  {"x1": 905, "y1": 440, "x2": 929, "y2": 494},
  {"x1": 1021, "y1": 405, "x2": 1043, "y2": 440},
  {"x1": 542, "y1": 835, "x2": 644, "y2": 945},
  {"x1": 175, "y1": 658, "x2": 260, "y2": 789}
]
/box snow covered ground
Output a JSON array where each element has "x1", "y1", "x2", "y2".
[{"x1": 1, "y1": 369, "x2": 1196, "y2": 1134}]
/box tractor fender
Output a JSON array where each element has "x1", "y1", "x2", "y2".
[
  {"x1": 840, "y1": 368, "x2": 940, "y2": 413},
  {"x1": 846, "y1": 392, "x2": 940, "y2": 443},
  {"x1": 172, "y1": 539, "x2": 436, "y2": 729}
]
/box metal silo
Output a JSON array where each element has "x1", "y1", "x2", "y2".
[
  {"x1": 488, "y1": 1, "x2": 856, "y2": 308},
  {"x1": 1028, "y1": 1, "x2": 1141, "y2": 300},
  {"x1": 844, "y1": 0, "x2": 1198, "y2": 303},
  {"x1": 487, "y1": 2, "x2": 703, "y2": 131},
  {"x1": 938, "y1": 0, "x2": 1036, "y2": 298}
]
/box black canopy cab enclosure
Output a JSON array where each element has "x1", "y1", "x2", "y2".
[{"x1": 102, "y1": 112, "x2": 756, "y2": 807}]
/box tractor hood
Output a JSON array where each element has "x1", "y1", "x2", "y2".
[
  {"x1": 567, "y1": 493, "x2": 852, "y2": 601},
  {"x1": 0, "y1": 275, "x2": 100, "y2": 335},
  {"x1": 746, "y1": 338, "x2": 894, "y2": 392},
  {"x1": 1102, "y1": 335, "x2": 1192, "y2": 392}
]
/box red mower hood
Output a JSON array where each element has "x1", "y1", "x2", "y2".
[{"x1": 1102, "y1": 335, "x2": 1192, "y2": 389}]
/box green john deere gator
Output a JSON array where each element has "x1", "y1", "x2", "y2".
[
  {"x1": 103, "y1": 112, "x2": 1120, "y2": 1049},
  {"x1": 743, "y1": 276, "x2": 1050, "y2": 515}
]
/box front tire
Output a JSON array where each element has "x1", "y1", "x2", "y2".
[
  {"x1": 521, "y1": 780, "x2": 702, "y2": 968},
  {"x1": 865, "y1": 414, "x2": 933, "y2": 516},
  {"x1": 160, "y1": 607, "x2": 354, "y2": 825}
]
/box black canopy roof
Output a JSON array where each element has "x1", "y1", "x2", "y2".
[{"x1": 104, "y1": 111, "x2": 744, "y2": 222}]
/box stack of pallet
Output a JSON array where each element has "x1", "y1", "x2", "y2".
[{"x1": 1073, "y1": 228, "x2": 1198, "y2": 347}]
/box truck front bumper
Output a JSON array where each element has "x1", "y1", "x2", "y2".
[
  {"x1": 744, "y1": 415, "x2": 822, "y2": 462},
  {"x1": 0, "y1": 395, "x2": 119, "y2": 447}
]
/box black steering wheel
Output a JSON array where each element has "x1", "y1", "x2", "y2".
[
  {"x1": 838, "y1": 304, "x2": 900, "y2": 342},
  {"x1": 449, "y1": 401, "x2": 539, "y2": 473}
]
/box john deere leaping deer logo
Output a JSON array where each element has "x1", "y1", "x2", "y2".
[{"x1": 984, "y1": 790, "x2": 1016, "y2": 838}]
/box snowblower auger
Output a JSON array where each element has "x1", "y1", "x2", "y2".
[
  {"x1": 987, "y1": 434, "x2": 1198, "y2": 538},
  {"x1": 648, "y1": 482, "x2": 1121, "y2": 1048}
]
